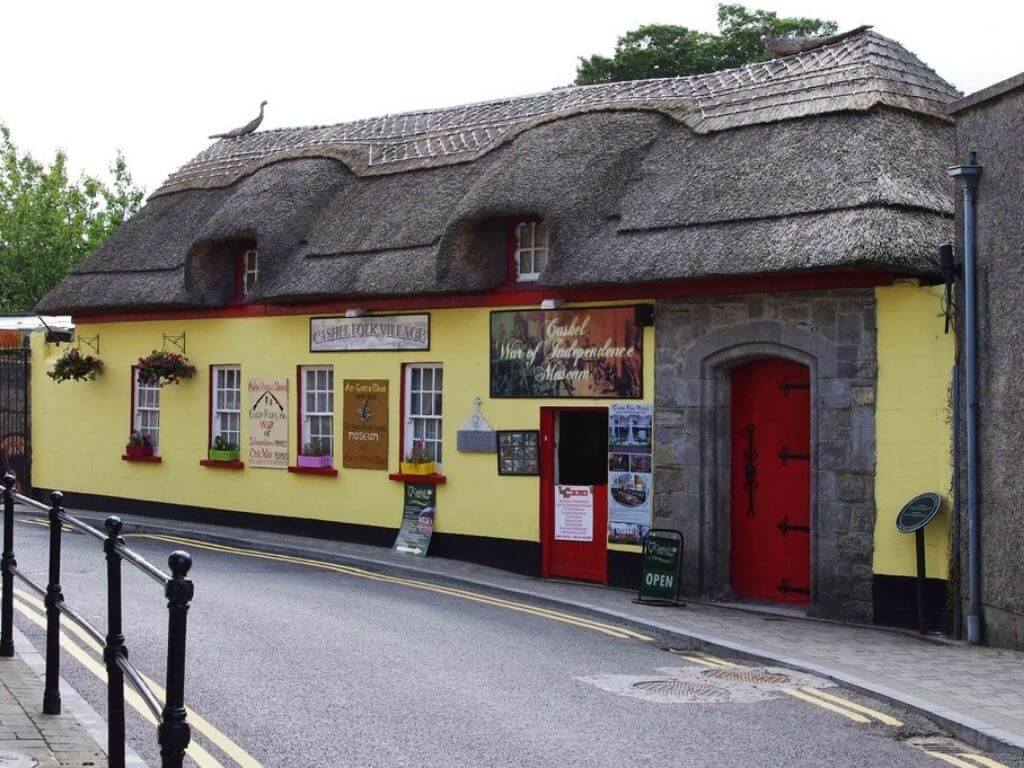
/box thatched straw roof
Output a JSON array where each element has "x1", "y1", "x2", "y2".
[{"x1": 39, "y1": 29, "x2": 959, "y2": 314}]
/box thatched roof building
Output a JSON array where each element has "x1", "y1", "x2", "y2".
[{"x1": 38, "y1": 29, "x2": 959, "y2": 314}]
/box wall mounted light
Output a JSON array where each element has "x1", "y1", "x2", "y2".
[
  {"x1": 540, "y1": 299, "x2": 565, "y2": 310},
  {"x1": 345, "y1": 308, "x2": 367, "y2": 318}
]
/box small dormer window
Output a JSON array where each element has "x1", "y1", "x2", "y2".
[
  {"x1": 242, "y1": 248, "x2": 258, "y2": 296},
  {"x1": 514, "y1": 221, "x2": 548, "y2": 282}
]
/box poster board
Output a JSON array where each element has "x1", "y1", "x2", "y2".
[
  {"x1": 608, "y1": 403, "x2": 653, "y2": 544},
  {"x1": 554, "y1": 485, "x2": 594, "y2": 542},
  {"x1": 342, "y1": 380, "x2": 388, "y2": 470},
  {"x1": 496, "y1": 430, "x2": 540, "y2": 476},
  {"x1": 394, "y1": 483, "x2": 436, "y2": 556},
  {"x1": 247, "y1": 378, "x2": 288, "y2": 468}
]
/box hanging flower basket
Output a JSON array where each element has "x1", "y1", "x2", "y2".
[
  {"x1": 48, "y1": 348, "x2": 104, "y2": 382},
  {"x1": 136, "y1": 350, "x2": 196, "y2": 387}
]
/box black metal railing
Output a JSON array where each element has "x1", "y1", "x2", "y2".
[{"x1": 0, "y1": 472, "x2": 193, "y2": 768}]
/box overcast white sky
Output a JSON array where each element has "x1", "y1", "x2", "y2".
[{"x1": 3, "y1": 0, "x2": 1020, "y2": 194}]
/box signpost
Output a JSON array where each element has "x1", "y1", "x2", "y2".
[
  {"x1": 895, "y1": 492, "x2": 942, "y2": 634},
  {"x1": 637, "y1": 529, "x2": 684, "y2": 605}
]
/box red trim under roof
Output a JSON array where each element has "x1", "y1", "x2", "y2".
[{"x1": 71, "y1": 271, "x2": 896, "y2": 324}]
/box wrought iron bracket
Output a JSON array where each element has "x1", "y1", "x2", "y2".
[
  {"x1": 778, "y1": 578, "x2": 811, "y2": 596},
  {"x1": 162, "y1": 333, "x2": 186, "y2": 355},
  {"x1": 77, "y1": 334, "x2": 100, "y2": 355},
  {"x1": 778, "y1": 446, "x2": 810, "y2": 466},
  {"x1": 777, "y1": 516, "x2": 811, "y2": 537},
  {"x1": 779, "y1": 378, "x2": 810, "y2": 396}
]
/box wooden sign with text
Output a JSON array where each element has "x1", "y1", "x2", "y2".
[
  {"x1": 248, "y1": 378, "x2": 289, "y2": 468},
  {"x1": 342, "y1": 379, "x2": 389, "y2": 470}
]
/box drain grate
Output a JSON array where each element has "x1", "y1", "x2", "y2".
[
  {"x1": 631, "y1": 679, "x2": 730, "y2": 701},
  {"x1": 701, "y1": 668, "x2": 792, "y2": 686}
]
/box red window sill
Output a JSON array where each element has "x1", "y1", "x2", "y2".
[
  {"x1": 287, "y1": 466, "x2": 338, "y2": 477},
  {"x1": 199, "y1": 460, "x2": 244, "y2": 470},
  {"x1": 387, "y1": 473, "x2": 447, "y2": 485},
  {"x1": 121, "y1": 455, "x2": 162, "y2": 463}
]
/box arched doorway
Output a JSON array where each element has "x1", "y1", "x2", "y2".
[{"x1": 730, "y1": 358, "x2": 811, "y2": 604}]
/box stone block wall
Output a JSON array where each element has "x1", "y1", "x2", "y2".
[{"x1": 653, "y1": 289, "x2": 877, "y2": 622}]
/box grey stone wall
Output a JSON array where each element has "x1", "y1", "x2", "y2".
[
  {"x1": 654, "y1": 290, "x2": 877, "y2": 622},
  {"x1": 954, "y1": 87, "x2": 1024, "y2": 649}
]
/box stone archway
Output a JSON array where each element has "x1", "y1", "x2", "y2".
[{"x1": 653, "y1": 295, "x2": 878, "y2": 622}]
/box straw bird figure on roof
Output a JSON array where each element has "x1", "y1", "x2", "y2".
[
  {"x1": 761, "y1": 24, "x2": 872, "y2": 57},
  {"x1": 209, "y1": 101, "x2": 268, "y2": 139}
]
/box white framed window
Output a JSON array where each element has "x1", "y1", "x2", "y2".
[
  {"x1": 404, "y1": 364, "x2": 443, "y2": 465},
  {"x1": 514, "y1": 221, "x2": 549, "y2": 282},
  {"x1": 242, "y1": 248, "x2": 258, "y2": 296},
  {"x1": 211, "y1": 365, "x2": 241, "y2": 447},
  {"x1": 301, "y1": 366, "x2": 334, "y2": 456},
  {"x1": 133, "y1": 369, "x2": 160, "y2": 450}
]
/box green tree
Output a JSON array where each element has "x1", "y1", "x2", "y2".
[
  {"x1": 0, "y1": 124, "x2": 143, "y2": 313},
  {"x1": 575, "y1": 3, "x2": 837, "y2": 85}
]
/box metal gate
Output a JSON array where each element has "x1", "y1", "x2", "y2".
[{"x1": 0, "y1": 344, "x2": 30, "y2": 492}]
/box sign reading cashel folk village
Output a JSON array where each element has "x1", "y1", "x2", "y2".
[
  {"x1": 310, "y1": 314, "x2": 429, "y2": 352},
  {"x1": 490, "y1": 307, "x2": 643, "y2": 398}
]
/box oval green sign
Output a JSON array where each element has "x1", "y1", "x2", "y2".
[{"x1": 895, "y1": 492, "x2": 942, "y2": 534}]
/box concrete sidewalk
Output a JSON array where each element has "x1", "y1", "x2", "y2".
[
  {"x1": 41, "y1": 504, "x2": 1024, "y2": 756},
  {"x1": 0, "y1": 627, "x2": 111, "y2": 768}
]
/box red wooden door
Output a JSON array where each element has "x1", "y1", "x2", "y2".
[
  {"x1": 540, "y1": 408, "x2": 608, "y2": 583},
  {"x1": 730, "y1": 359, "x2": 811, "y2": 604}
]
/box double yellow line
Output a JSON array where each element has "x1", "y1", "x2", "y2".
[
  {"x1": 12, "y1": 590, "x2": 262, "y2": 768},
  {"x1": 132, "y1": 532, "x2": 654, "y2": 642},
  {"x1": 915, "y1": 747, "x2": 1009, "y2": 768}
]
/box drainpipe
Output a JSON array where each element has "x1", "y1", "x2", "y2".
[{"x1": 948, "y1": 152, "x2": 983, "y2": 644}]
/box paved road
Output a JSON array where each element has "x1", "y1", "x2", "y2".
[{"x1": 6, "y1": 518, "x2": 1018, "y2": 768}]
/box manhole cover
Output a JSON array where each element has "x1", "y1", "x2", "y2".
[
  {"x1": 0, "y1": 749, "x2": 38, "y2": 768},
  {"x1": 631, "y1": 679, "x2": 729, "y2": 701},
  {"x1": 701, "y1": 668, "x2": 792, "y2": 685}
]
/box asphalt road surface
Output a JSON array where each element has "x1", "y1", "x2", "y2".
[{"x1": 7, "y1": 518, "x2": 1019, "y2": 768}]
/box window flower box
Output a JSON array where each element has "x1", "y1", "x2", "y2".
[
  {"x1": 124, "y1": 432, "x2": 154, "y2": 458},
  {"x1": 125, "y1": 444, "x2": 154, "y2": 459},
  {"x1": 297, "y1": 454, "x2": 333, "y2": 470},
  {"x1": 208, "y1": 437, "x2": 240, "y2": 463},
  {"x1": 399, "y1": 460, "x2": 436, "y2": 476}
]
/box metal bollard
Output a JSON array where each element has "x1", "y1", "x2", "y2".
[
  {"x1": 104, "y1": 517, "x2": 127, "y2": 768},
  {"x1": 0, "y1": 473, "x2": 16, "y2": 657},
  {"x1": 42, "y1": 491, "x2": 64, "y2": 715},
  {"x1": 158, "y1": 550, "x2": 192, "y2": 768}
]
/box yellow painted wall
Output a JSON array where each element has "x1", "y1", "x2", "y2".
[
  {"x1": 873, "y1": 283, "x2": 955, "y2": 579},
  {"x1": 30, "y1": 304, "x2": 653, "y2": 550}
]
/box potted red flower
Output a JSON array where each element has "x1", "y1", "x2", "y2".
[
  {"x1": 136, "y1": 350, "x2": 196, "y2": 387},
  {"x1": 125, "y1": 432, "x2": 154, "y2": 458},
  {"x1": 297, "y1": 438, "x2": 333, "y2": 469}
]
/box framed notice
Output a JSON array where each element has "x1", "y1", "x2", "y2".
[
  {"x1": 342, "y1": 380, "x2": 388, "y2": 470},
  {"x1": 554, "y1": 485, "x2": 594, "y2": 541},
  {"x1": 490, "y1": 306, "x2": 643, "y2": 398},
  {"x1": 310, "y1": 314, "x2": 429, "y2": 352},
  {"x1": 496, "y1": 430, "x2": 540, "y2": 476},
  {"x1": 248, "y1": 379, "x2": 289, "y2": 468},
  {"x1": 608, "y1": 403, "x2": 653, "y2": 545}
]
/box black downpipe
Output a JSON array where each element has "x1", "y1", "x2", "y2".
[{"x1": 948, "y1": 152, "x2": 983, "y2": 644}]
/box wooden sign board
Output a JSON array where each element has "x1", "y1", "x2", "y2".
[
  {"x1": 342, "y1": 379, "x2": 388, "y2": 470},
  {"x1": 248, "y1": 378, "x2": 289, "y2": 468}
]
